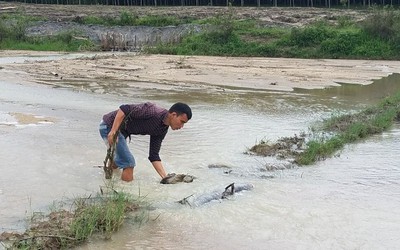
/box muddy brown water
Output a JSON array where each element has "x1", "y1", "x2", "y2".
[{"x1": 1, "y1": 55, "x2": 400, "y2": 249}]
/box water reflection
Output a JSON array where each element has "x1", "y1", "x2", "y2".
[
  {"x1": 33, "y1": 69, "x2": 400, "y2": 117},
  {"x1": 294, "y1": 73, "x2": 400, "y2": 106},
  {"x1": 135, "y1": 73, "x2": 400, "y2": 114}
]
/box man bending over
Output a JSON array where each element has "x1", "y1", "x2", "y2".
[{"x1": 99, "y1": 102, "x2": 192, "y2": 182}]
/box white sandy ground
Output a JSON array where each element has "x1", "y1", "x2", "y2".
[{"x1": 2, "y1": 50, "x2": 400, "y2": 92}]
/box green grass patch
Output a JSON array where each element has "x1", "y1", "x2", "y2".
[
  {"x1": 79, "y1": 11, "x2": 191, "y2": 27},
  {"x1": 249, "y1": 90, "x2": 400, "y2": 166},
  {"x1": 0, "y1": 30, "x2": 96, "y2": 51},
  {"x1": 298, "y1": 92, "x2": 400, "y2": 165},
  {"x1": 136, "y1": 15, "x2": 190, "y2": 26},
  {"x1": 149, "y1": 9, "x2": 400, "y2": 59},
  {"x1": 296, "y1": 137, "x2": 344, "y2": 165},
  {"x1": 1, "y1": 189, "x2": 150, "y2": 249}
]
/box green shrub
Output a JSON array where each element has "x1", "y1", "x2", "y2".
[
  {"x1": 14, "y1": 21, "x2": 27, "y2": 40},
  {"x1": 0, "y1": 20, "x2": 8, "y2": 41},
  {"x1": 82, "y1": 15, "x2": 107, "y2": 25},
  {"x1": 320, "y1": 31, "x2": 362, "y2": 56},
  {"x1": 361, "y1": 8, "x2": 400, "y2": 41},
  {"x1": 289, "y1": 22, "x2": 335, "y2": 47},
  {"x1": 352, "y1": 38, "x2": 392, "y2": 58},
  {"x1": 337, "y1": 15, "x2": 355, "y2": 28},
  {"x1": 119, "y1": 11, "x2": 136, "y2": 26}
]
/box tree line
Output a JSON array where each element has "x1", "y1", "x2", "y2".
[{"x1": 3, "y1": 0, "x2": 400, "y2": 8}]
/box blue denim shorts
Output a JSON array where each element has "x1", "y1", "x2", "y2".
[{"x1": 99, "y1": 121, "x2": 136, "y2": 169}]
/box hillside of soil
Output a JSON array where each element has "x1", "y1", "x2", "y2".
[
  {"x1": 1, "y1": 2, "x2": 370, "y2": 26},
  {"x1": 0, "y1": 2, "x2": 373, "y2": 51}
]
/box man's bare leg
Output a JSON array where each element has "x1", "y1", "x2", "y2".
[{"x1": 121, "y1": 167, "x2": 134, "y2": 182}]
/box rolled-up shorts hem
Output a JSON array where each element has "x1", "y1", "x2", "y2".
[{"x1": 99, "y1": 121, "x2": 136, "y2": 169}]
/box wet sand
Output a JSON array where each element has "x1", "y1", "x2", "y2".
[{"x1": 2, "y1": 50, "x2": 400, "y2": 92}]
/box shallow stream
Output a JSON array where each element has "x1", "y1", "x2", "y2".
[{"x1": 1, "y1": 55, "x2": 399, "y2": 249}]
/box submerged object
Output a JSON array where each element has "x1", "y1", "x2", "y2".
[{"x1": 178, "y1": 183, "x2": 254, "y2": 207}]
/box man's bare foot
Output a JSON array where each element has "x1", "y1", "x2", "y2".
[{"x1": 121, "y1": 167, "x2": 134, "y2": 182}]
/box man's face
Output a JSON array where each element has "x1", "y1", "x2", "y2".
[{"x1": 170, "y1": 113, "x2": 188, "y2": 130}]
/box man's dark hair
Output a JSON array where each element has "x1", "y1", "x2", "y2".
[{"x1": 169, "y1": 102, "x2": 192, "y2": 120}]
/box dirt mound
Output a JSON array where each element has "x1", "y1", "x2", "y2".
[{"x1": 1, "y1": 2, "x2": 370, "y2": 27}]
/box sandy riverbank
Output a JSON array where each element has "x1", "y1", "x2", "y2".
[{"x1": 1, "y1": 51, "x2": 400, "y2": 92}]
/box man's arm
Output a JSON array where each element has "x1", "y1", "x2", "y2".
[
  {"x1": 108, "y1": 108, "x2": 125, "y2": 146},
  {"x1": 151, "y1": 161, "x2": 167, "y2": 179}
]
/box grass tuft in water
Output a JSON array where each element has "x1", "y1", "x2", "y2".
[
  {"x1": 0, "y1": 189, "x2": 149, "y2": 249},
  {"x1": 249, "y1": 90, "x2": 400, "y2": 166}
]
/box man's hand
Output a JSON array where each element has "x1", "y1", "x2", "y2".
[
  {"x1": 107, "y1": 109, "x2": 125, "y2": 146},
  {"x1": 107, "y1": 130, "x2": 118, "y2": 146}
]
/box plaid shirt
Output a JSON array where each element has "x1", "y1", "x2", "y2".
[{"x1": 102, "y1": 102, "x2": 169, "y2": 162}]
